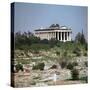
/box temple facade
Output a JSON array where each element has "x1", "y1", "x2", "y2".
[{"x1": 34, "y1": 24, "x2": 72, "y2": 42}]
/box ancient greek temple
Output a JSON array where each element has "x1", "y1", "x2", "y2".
[{"x1": 34, "y1": 24, "x2": 72, "y2": 42}]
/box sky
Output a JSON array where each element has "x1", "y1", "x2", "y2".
[{"x1": 14, "y1": 2, "x2": 88, "y2": 40}]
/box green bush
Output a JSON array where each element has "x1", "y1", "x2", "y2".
[
  {"x1": 84, "y1": 61, "x2": 88, "y2": 67},
  {"x1": 56, "y1": 42, "x2": 62, "y2": 47},
  {"x1": 67, "y1": 62, "x2": 74, "y2": 70},
  {"x1": 71, "y1": 69, "x2": 79, "y2": 80},
  {"x1": 50, "y1": 64, "x2": 57, "y2": 69},
  {"x1": 63, "y1": 51, "x2": 68, "y2": 57},
  {"x1": 30, "y1": 44, "x2": 50, "y2": 51},
  {"x1": 32, "y1": 62, "x2": 45, "y2": 70},
  {"x1": 85, "y1": 43, "x2": 88, "y2": 51},
  {"x1": 72, "y1": 62, "x2": 78, "y2": 66},
  {"x1": 33, "y1": 50, "x2": 39, "y2": 54},
  {"x1": 15, "y1": 63, "x2": 24, "y2": 72},
  {"x1": 84, "y1": 52, "x2": 88, "y2": 56},
  {"x1": 67, "y1": 62, "x2": 78, "y2": 70},
  {"x1": 73, "y1": 47, "x2": 81, "y2": 56},
  {"x1": 40, "y1": 39, "x2": 49, "y2": 44},
  {"x1": 60, "y1": 60, "x2": 67, "y2": 69},
  {"x1": 49, "y1": 38, "x2": 58, "y2": 48},
  {"x1": 79, "y1": 76, "x2": 88, "y2": 83},
  {"x1": 17, "y1": 59, "x2": 30, "y2": 64},
  {"x1": 56, "y1": 51, "x2": 60, "y2": 56}
]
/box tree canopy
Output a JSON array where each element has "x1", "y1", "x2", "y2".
[
  {"x1": 75, "y1": 30, "x2": 86, "y2": 45},
  {"x1": 14, "y1": 29, "x2": 87, "y2": 54}
]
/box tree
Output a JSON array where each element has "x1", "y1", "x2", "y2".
[
  {"x1": 75, "y1": 30, "x2": 86, "y2": 45},
  {"x1": 80, "y1": 30, "x2": 86, "y2": 44},
  {"x1": 15, "y1": 31, "x2": 40, "y2": 49},
  {"x1": 75, "y1": 32, "x2": 82, "y2": 43},
  {"x1": 49, "y1": 38, "x2": 58, "y2": 47}
]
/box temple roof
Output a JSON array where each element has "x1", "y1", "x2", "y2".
[{"x1": 35, "y1": 24, "x2": 71, "y2": 31}]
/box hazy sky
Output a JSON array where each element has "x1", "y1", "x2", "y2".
[{"x1": 14, "y1": 2, "x2": 88, "y2": 40}]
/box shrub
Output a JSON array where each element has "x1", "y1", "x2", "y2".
[
  {"x1": 17, "y1": 59, "x2": 30, "y2": 64},
  {"x1": 33, "y1": 50, "x2": 39, "y2": 54},
  {"x1": 72, "y1": 62, "x2": 78, "y2": 66},
  {"x1": 85, "y1": 43, "x2": 88, "y2": 51},
  {"x1": 32, "y1": 62, "x2": 45, "y2": 70},
  {"x1": 60, "y1": 60, "x2": 67, "y2": 69},
  {"x1": 50, "y1": 64, "x2": 57, "y2": 69},
  {"x1": 67, "y1": 62, "x2": 74, "y2": 70},
  {"x1": 15, "y1": 63, "x2": 24, "y2": 72},
  {"x1": 38, "y1": 62, "x2": 45, "y2": 70},
  {"x1": 63, "y1": 51, "x2": 67, "y2": 57},
  {"x1": 84, "y1": 52, "x2": 88, "y2": 56},
  {"x1": 73, "y1": 47, "x2": 81, "y2": 56},
  {"x1": 56, "y1": 42, "x2": 61, "y2": 47},
  {"x1": 84, "y1": 61, "x2": 88, "y2": 67},
  {"x1": 20, "y1": 52, "x2": 24, "y2": 56},
  {"x1": 71, "y1": 69, "x2": 79, "y2": 80},
  {"x1": 49, "y1": 38, "x2": 58, "y2": 48},
  {"x1": 30, "y1": 44, "x2": 50, "y2": 51},
  {"x1": 40, "y1": 39, "x2": 49, "y2": 44},
  {"x1": 56, "y1": 51, "x2": 60, "y2": 56},
  {"x1": 79, "y1": 76, "x2": 88, "y2": 83}
]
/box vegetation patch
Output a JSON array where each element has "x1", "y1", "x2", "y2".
[
  {"x1": 15, "y1": 63, "x2": 24, "y2": 72},
  {"x1": 32, "y1": 62, "x2": 45, "y2": 70},
  {"x1": 71, "y1": 69, "x2": 79, "y2": 80}
]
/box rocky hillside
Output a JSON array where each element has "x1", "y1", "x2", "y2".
[{"x1": 12, "y1": 49, "x2": 88, "y2": 87}]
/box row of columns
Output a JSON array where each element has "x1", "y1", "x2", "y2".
[
  {"x1": 35, "y1": 31, "x2": 72, "y2": 42},
  {"x1": 48, "y1": 32, "x2": 71, "y2": 42}
]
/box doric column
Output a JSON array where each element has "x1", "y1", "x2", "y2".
[
  {"x1": 69, "y1": 32, "x2": 71, "y2": 41},
  {"x1": 68, "y1": 32, "x2": 70, "y2": 41},
  {"x1": 51, "y1": 32, "x2": 53, "y2": 38},
  {"x1": 52, "y1": 32, "x2": 54, "y2": 38},
  {"x1": 47, "y1": 32, "x2": 49, "y2": 40},
  {"x1": 54, "y1": 32, "x2": 55, "y2": 39},
  {"x1": 49, "y1": 32, "x2": 50, "y2": 40},
  {"x1": 55, "y1": 32, "x2": 56, "y2": 39},
  {"x1": 61, "y1": 32, "x2": 62, "y2": 41},
  {"x1": 52, "y1": 32, "x2": 53, "y2": 38},
  {"x1": 67, "y1": 32, "x2": 68, "y2": 41},
  {"x1": 58, "y1": 32, "x2": 60, "y2": 40},
  {"x1": 59, "y1": 32, "x2": 60, "y2": 40},
  {"x1": 55, "y1": 32, "x2": 56, "y2": 40},
  {"x1": 64, "y1": 32, "x2": 65, "y2": 42},
  {"x1": 50, "y1": 32, "x2": 51, "y2": 39},
  {"x1": 53, "y1": 32, "x2": 55, "y2": 38}
]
